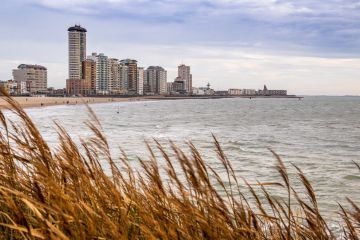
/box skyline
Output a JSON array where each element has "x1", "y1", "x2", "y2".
[{"x1": 1, "y1": 1, "x2": 360, "y2": 95}]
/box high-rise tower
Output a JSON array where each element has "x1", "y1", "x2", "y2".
[
  {"x1": 120, "y1": 59, "x2": 138, "y2": 94},
  {"x1": 146, "y1": 66, "x2": 167, "y2": 95},
  {"x1": 68, "y1": 25, "x2": 87, "y2": 80},
  {"x1": 178, "y1": 64, "x2": 192, "y2": 94}
]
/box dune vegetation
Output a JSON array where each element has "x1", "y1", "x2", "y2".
[{"x1": 0, "y1": 96, "x2": 358, "y2": 239}]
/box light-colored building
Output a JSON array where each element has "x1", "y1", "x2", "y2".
[
  {"x1": 228, "y1": 88, "x2": 256, "y2": 96},
  {"x1": 119, "y1": 65, "x2": 129, "y2": 94},
  {"x1": 68, "y1": 25, "x2": 87, "y2": 80},
  {"x1": 13, "y1": 64, "x2": 47, "y2": 93},
  {"x1": 145, "y1": 66, "x2": 167, "y2": 95},
  {"x1": 137, "y1": 67, "x2": 145, "y2": 95},
  {"x1": 7, "y1": 80, "x2": 18, "y2": 94},
  {"x1": 243, "y1": 89, "x2": 256, "y2": 95},
  {"x1": 178, "y1": 64, "x2": 192, "y2": 94},
  {"x1": 258, "y1": 85, "x2": 287, "y2": 96},
  {"x1": 0, "y1": 80, "x2": 28, "y2": 95},
  {"x1": 193, "y1": 84, "x2": 214, "y2": 95},
  {"x1": 228, "y1": 89, "x2": 243, "y2": 95},
  {"x1": 109, "y1": 58, "x2": 121, "y2": 94},
  {"x1": 18, "y1": 81, "x2": 28, "y2": 94},
  {"x1": 192, "y1": 87, "x2": 205, "y2": 95},
  {"x1": 88, "y1": 53, "x2": 110, "y2": 95},
  {"x1": 120, "y1": 59, "x2": 138, "y2": 94}
]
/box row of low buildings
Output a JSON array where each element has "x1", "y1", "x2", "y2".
[
  {"x1": 0, "y1": 64, "x2": 48, "y2": 95},
  {"x1": 66, "y1": 25, "x2": 193, "y2": 96},
  {"x1": 228, "y1": 85, "x2": 287, "y2": 96}
]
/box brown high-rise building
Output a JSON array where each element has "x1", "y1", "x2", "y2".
[
  {"x1": 120, "y1": 59, "x2": 138, "y2": 94},
  {"x1": 82, "y1": 59, "x2": 96, "y2": 94}
]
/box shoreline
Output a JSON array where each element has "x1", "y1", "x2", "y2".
[
  {"x1": 0, "y1": 96, "x2": 150, "y2": 110},
  {"x1": 0, "y1": 95, "x2": 303, "y2": 110}
]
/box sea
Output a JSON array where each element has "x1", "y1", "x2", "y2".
[{"x1": 5, "y1": 96, "x2": 360, "y2": 230}]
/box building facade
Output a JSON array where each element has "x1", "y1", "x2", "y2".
[
  {"x1": 145, "y1": 66, "x2": 167, "y2": 95},
  {"x1": 109, "y1": 58, "x2": 121, "y2": 94},
  {"x1": 137, "y1": 67, "x2": 145, "y2": 95},
  {"x1": 82, "y1": 59, "x2": 96, "y2": 94},
  {"x1": 13, "y1": 64, "x2": 47, "y2": 93},
  {"x1": 120, "y1": 59, "x2": 138, "y2": 94},
  {"x1": 178, "y1": 64, "x2": 192, "y2": 94},
  {"x1": 119, "y1": 65, "x2": 129, "y2": 94},
  {"x1": 88, "y1": 53, "x2": 110, "y2": 94},
  {"x1": 258, "y1": 85, "x2": 287, "y2": 96},
  {"x1": 228, "y1": 88, "x2": 256, "y2": 95},
  {"x1": 68, "y1": 25, "x2": 87, "y2": 80},
  {"x1": 66, "y1": 79, "x2": 90, "y2": 96}
]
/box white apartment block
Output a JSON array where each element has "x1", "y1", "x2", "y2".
[{"x1": 137, "y1": 67, "x2": 144, "y2": 95}]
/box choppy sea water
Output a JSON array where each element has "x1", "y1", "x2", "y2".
[{"x1": 5, "y1": 96, "x2": 360, "y2": 229}]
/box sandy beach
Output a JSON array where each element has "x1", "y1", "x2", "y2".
[{"x1": 0, "y1": 96, "x2": 152, "y2": 109}]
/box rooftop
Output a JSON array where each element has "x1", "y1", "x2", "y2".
[
  {"x1": 18, "y1": 64, "x2": 47, "y2": 71},
  {"x1": 120, "y1": 59, "x2": 137, "y2": 64},
  {"x1": 147, "y1": 66, "x2": 165, "y2": 71},
  {"x1": 68, "y1": 25, "x2": 87, "y2": 33}
]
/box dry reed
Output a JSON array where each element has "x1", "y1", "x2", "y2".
[{"x1": 0, "y1": 95, "x2": 358, "y2": 239}]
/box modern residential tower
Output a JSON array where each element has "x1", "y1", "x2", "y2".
[
  {"x1": 88, "y1": 53, "x2": 110, "y2": 94},
  {"x1": 68, "y1": 25, "x2": 87, "y2": 80},
  {"x1": 137, "y1": 67, "x2": 145, "y2": 95},
  {"x1": 178, "y1": 64, "x2": 192, "y2": 94},
  {"x1": 145, "y1": 66, "x2": 167, "y2": 95},
  {"x1": 120, "y1": 59, "x2": 138, "y2": 94},
  {"x1": 109, "y1": 58, "x2": 121, "y2": 94},
  {"x1": 82, "y1": 59, "x2": 96, "y2": 94}
]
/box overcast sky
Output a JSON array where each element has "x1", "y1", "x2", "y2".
[{"x1": 0, "y1": 0, "x2": 360, "y2": 95}]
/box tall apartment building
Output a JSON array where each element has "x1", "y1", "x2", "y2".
[
  {"x1": 120, "y1": 59, "x2": 137, "y2": 94},
  {"x1": 119, "y1": 65, "x2": 129, "y2": 94},
  {"x1": 13, "y1": 64, "x2": 47, "y2": 93},
  {"x1": 82, "y1": 59, "x2": 96, "y2": 94},
  {"x1": 137, "y1": 67, "x2": 145, "y2": 95},
  {"x1": 68, "y1": 25, "x2": 87, "y2": 80},
  {"x1": 178, "y1": 64, "x2": 192, "y2": 94},
  {"x1": 145, "y1": 66, "x2": 167, "y2": 95},
  {"x1": 88, "y1": 53, "x2": 110, "y2": 94},
  {"x1": 109, "y1": 58, "x2": 121, "y2": 94}
]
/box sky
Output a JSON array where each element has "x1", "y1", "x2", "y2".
[{"x1": 0, "y1": 0, "x2": 360, "y2": 95}]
